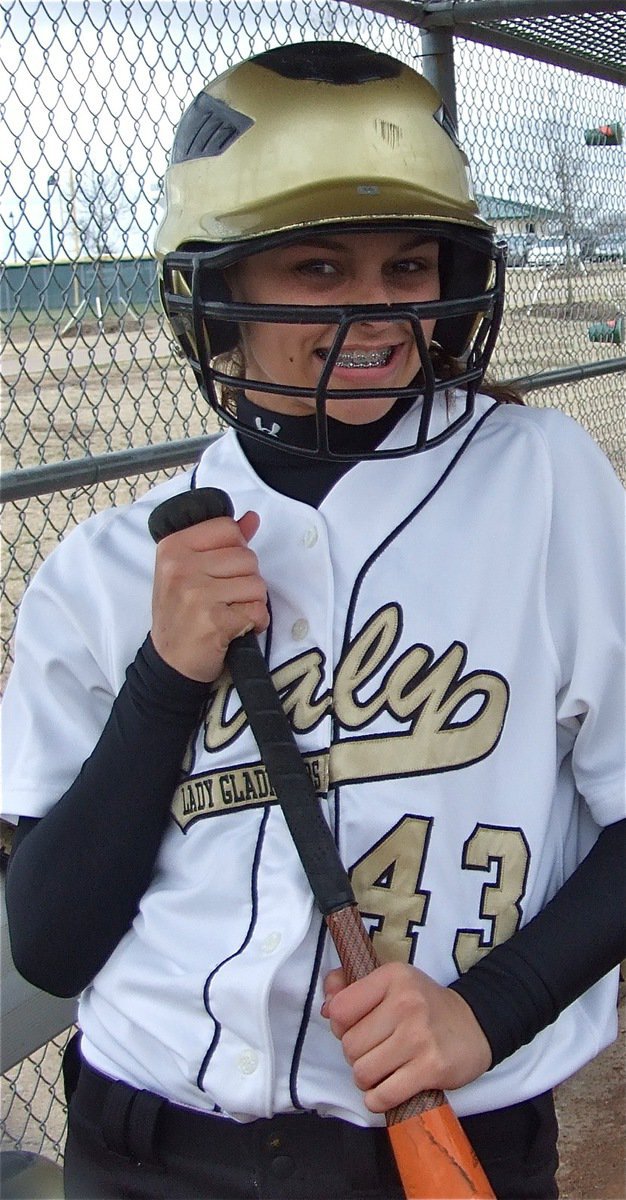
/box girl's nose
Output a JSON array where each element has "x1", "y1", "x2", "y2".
[{"x1": 346, "y1": 273, "x2": 394, "y2": 306}]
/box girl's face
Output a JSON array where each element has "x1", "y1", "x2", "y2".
[{"x1": 226, "y1": 229, "x2": 440, "y2": 425}]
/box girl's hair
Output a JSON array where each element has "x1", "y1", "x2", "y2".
[{"x1": 431, "y1": 345, "x2": 525, "y2": 406}]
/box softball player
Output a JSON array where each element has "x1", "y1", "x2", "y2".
[{"x1": 3, "y1": 42, "x2": 625, "y2": 1200}]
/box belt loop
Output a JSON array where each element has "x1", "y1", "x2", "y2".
[
  {"x1": 101, "y1": 1081, "x2": 136, "y2": 1157},
  {"x1": 126, "y1": 1090, "x2": 167, "y2": 1168},
  {"x1": 62, "y1": 1030, "x2": 82, "y2": 1106}
]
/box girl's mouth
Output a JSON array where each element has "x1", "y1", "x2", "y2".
[{"x1": 315, "y1": 346, "x2": 395, "y2": 369}]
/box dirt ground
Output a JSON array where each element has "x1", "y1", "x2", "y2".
[{"x1": 554, "y1": 980, "x2": 625, "y2": 1199}]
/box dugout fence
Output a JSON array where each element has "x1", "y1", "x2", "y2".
[{"x1": 1, "y1": 0, "x2": 625, "y2": 1167}]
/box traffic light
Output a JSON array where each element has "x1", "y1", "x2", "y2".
[{"x1": 584, "y1": 122, "x2": 623, "y2": 146}]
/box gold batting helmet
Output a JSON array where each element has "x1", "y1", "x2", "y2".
[{"x1": 155, "y1": 41, "x2": 505, "y2": 457}]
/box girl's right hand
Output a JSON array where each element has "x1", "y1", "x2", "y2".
[{"x1": 150, "y1": 510, "x2": 269, "y2": 682}]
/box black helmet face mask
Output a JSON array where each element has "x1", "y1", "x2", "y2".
[
  {"x1": 155, "y1": 42, "x2": 506, "y2": 460},
  {"x1": 161, "y1": 225, "x2": 505, "y2": 460}
]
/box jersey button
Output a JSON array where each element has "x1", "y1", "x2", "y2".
[
  {"x1": 237, "y1": 1049, "x2": 259, "y2": 1075},
  {"x1": 302, "y1": 526, "x2": 319, "y2": 549},
  {"x1": 270, "y1": 1155, "x2": 295, "y2": 1178},
  {"x1": 261, "y1": 932, "x2": 282, "y2": 955},
  {"x1": 291, "y1": 619, "x2": 309, "y2": 641}
]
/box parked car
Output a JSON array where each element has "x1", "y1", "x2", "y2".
[
  {"x1": 526, "y1": 238, "x2": 580, "y2": 267},
  {"x1": 589, "y1": 235, "x2": 625, "y2": 263},
  {"x1": 504, "y1": 234, "x2": 533, "y2": 267}
]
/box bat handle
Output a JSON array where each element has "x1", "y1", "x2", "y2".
[
  {"x1": 149, "y1": 487, "x2": 494, "y2": 1195},
  {"x1": 326, "y1": 907, "x2": 445, "y2": 1123}
]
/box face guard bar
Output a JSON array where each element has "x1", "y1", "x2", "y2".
[{"x1": 161, "y1": 228, "x2": 506, "y2": 461}]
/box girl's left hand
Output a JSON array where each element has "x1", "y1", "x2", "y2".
[{"x1": 321, "y1": 962, "x2": 492, "y2": 1113}]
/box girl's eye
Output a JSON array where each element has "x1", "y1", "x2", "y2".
[
  {"x1": 393, "y1": 258, "x2": 431, "y2": 273},
  {"x1": 294, "y1": 259, "x2": 338, "y2": 277}
]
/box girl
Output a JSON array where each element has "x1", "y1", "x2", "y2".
[{"x1": 4, "y1": 41, "x2": 624, "y2": 1200}]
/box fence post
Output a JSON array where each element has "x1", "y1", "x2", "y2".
[{"x1": 420, "y1": 27, "x2": 457, "y2": 127}]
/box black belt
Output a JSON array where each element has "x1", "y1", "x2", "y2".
[
  {"x1": 69, "y1": 1057, "x2": 558, "y2": 1200},
  {"x1": 72, "y1": 1056, "x2": 397, "y2": 1188}
]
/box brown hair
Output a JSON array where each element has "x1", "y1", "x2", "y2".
[{"x1": 431, "y1": 345, "x2": 525, "y2": 407}]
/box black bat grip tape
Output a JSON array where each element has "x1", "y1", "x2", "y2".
[{"x1": 148, "y1": 487, "x2": 355, "y2": 916}]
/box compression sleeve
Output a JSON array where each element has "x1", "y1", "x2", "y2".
[
  {"x1": 449, "y1": 817, "x2": 626, "y2": 1066},
  {"x1": 5, "y1": 635, "x2": 209, "y2": 998}
]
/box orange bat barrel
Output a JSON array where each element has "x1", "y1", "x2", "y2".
[{"x1": 388, "y1": 1103, "x2": 494, "y2": 1199}]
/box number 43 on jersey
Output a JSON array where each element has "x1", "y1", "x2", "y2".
[{"x1": 350, "y1": 816, "x2": 530, "y2": 973}]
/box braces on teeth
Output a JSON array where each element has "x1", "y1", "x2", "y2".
[{"x1": 320, "y1": 347, "x2": 393, "y2": 368}]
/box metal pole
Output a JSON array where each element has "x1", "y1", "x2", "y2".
[
  {"x1": 356, "y1": 0, "x2": 426, "y2": 22},
  {"x1": 504, "y1": 357, "x2": 626, "y2": 394},
  {"x1": 0, "y1": 436, "x2": 220, "y2": 504},
  {"x1": 420, "y1": 26, "x2": 457, "y2": 126},
  {"x1": 347, "y1": 0, "x2": 623, "y2": 28}
]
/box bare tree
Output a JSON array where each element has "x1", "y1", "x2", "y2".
[
  {"x1": 75, "y1": 165, "x2": 131, "y2": 313},
  {"x1": 76, "y1": 165, "x2": 129, "y2": 258},
  {"x1": 522, "y1": 112, "x2": 597, "y2": 311},
  {"x1": 540, "y1": 137, "x2": 590, "y2": 309}
]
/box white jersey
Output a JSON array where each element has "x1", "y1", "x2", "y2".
[{"x1": 3, "y1": 394, "x2": 624, "y2": 1122}]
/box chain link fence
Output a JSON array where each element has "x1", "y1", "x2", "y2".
[
  {"x1": 1, "y1": 1030, "x2": 72, "y2": 1163},
  {"x1": 1, "y1": 0, "x2": 625, "y2": 1166}
]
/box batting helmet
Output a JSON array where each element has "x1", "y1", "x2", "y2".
[{"x1": 155, "y1": 41, "x2": 505, "y2": 458}]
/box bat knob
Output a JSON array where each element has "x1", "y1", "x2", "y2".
[{"x1": 148, "y1": 487, "x2": 235, "y2": 543}]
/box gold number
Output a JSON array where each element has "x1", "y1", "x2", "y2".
[
  {"x1": 349, "y1": 819, "x2": 530, "y2": 971},
  {"x1": 349, "y1": 816, "x2": 432, "y2": 964},
  {"x1": 453, "y1": 824, "x2": 530, "y2": 974}
]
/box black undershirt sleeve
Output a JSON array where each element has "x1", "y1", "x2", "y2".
[
  {"x1": 449, "y1": 817, "x2": 626, "y2": 1067},
  {"x1": 8, "y1": 635, "x2": 625, "y2": 1051},
  {"x1": 5, "y1": 635, "x2": 209, "y2": 997}
]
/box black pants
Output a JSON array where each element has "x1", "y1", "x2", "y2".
[{"x1": 63, "y1": 1054, "x2": 559, "y2": 1199}]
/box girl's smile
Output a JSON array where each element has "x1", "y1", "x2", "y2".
[{"x1": 226, "y1": 230, "x2": 440, "y2": 424}]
